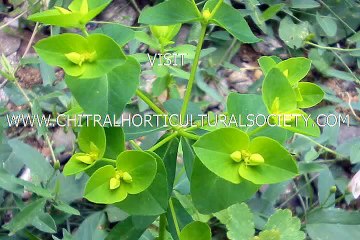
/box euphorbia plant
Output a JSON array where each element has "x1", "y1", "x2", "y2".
[{"x1": 26, "y1": 0, "x2": 325, "y2": 238}]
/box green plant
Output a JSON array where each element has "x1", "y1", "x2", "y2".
[
  {"x1": 3, "y1": 0, "x2": 359, "y2": 239},
  {"x1": 24, "y1": 0, "x2": 323, "y2": 237}
]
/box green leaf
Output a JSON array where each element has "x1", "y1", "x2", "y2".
[
  {"x1": 276, "y1": 57, "x2": 312, "y2": 85},
  {"x1": 262, "y1": 209, "x2": 305, "y2": 240},
  {"x1": 74, "y1": 212, "x2": 107, "y2": 240},
  {"x1": 274, "y1": 109, "x2": 321, "y2": 137},
  {"x1": 63, "y1": 153, "x2": 96, "y2": 175},
  {"x1": 53, "y1": 201, "x2": 81, "y2": 216},
  {"x1": 34, "y1": 33, "x2": 126, "y2": 78},
  {"x1": 279, "y1": 17, "x2": 309, "y2": 49},
  {"x1": 78, "y1": 124, "x2": 106, "y2": 156},
  {"x1": 179, "y1": 222, "x2": 211, "y2": 240},
  {"x1": 28, "y1": 0, "x2": 111, "y2": 28},
  {"x1": 205, "y1": 0, "x2": 260, "y2": 43},
  {"x1": 84, "y1": 165, "x2": 127, "y2": 204},
  {"x1": 3, "y1": 198, "x2": 47, "y2": 234},
  {"x1": 290, "y1": 0, "x2": 320, "y2": 9},
  {"x1": 103, "y1": 127, "x2": 125, "y2": 159},
  {"x1": 191, "y1": 158, "x2": 259, "y2": 214},
  {"x1": 193, "y1": 128, "x2": 250, "y2": 184},
  {"x1": 167, "y1": 197, "x2": 193, "y2": 240},
  {"x1": 316, "y1": 13, "x2": 337, "y2": 37},
  {"x1": 227, "y1": 93, "x2": 268, "y2": 132},
  {"x1": 8, "y1": 139, "x2": 53, "y2": 182},
  {"x1": 115, "y1": 152, "x2": 169, "y2": 216},
  {"x1": 262, "y1": 68, "x2": 297, "y2": 113},
  {"x1": 317, "y1": 168, "x2": 335, "y2": 206},
  {"x1": 307, "y1": 208, "x2": 360, "y2": 240},
  {"x1": 138, "y1": 0, "x2": 200, "y2": 25},
  {"x1": 105, "y1": 216, "x2": 156, "y2": 240},
  {"x1": 92, "y1": 24, "x2": 135, "y2": 46},
  {"x1": 32, "y1": 212, "x2": 57, "y2": 233},
  {"x1": 155, "y1": 135, "x2": 180, "y2": 193},
  {"x1": 261, "y1": 4, "x2": 285, "y2": 21},
  {"x1": 116, "y1": 151, "x2": 157, "y2": 194},
  {"x1": 296, "y1": 82, "x2": 324, "y2": 108},
  {"x1": 84, "y1": 151, "x2": 157, "y2": 204},
  {"x1": 64, "y1": 124, "x2": 106, "y2": 175},
  {"x1": 258, "y1": 56, "x2": 278, "y2": 75},
  {"x1": 0, "y1": 169, "x2": 25, "y2": 195},
  {"x1": 0, "y1": 169, "x2": 53, "y2": 198},
  {"x1": 28, "y1": 10, "x2": 84, "y2": 28},
  {"x1": 181, "y1": 137, "x2": 196, "y2": 179},
  {"x1": 257, "y1": 230, "x2": 281, "y2": 240},
  {"x1": 214, "y1": 203, "x2": 255, "y2": 240},
  {"x1": 66, "y1": 57, "x2": 140, "y2": 118},
  {"x1": 239, "y1": 137, "x2": 298, "y2": 184}
]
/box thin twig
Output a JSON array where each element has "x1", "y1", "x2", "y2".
[
  {"x1": 294, "y1": 133, "x2": 345, "y2": 158},
  {"x1": 0, "y1": 11, "x2": 27, "y2": 30},
  {"x1": 0, "y1": 79, "x2": 8, "y2": 89},
  {"x1": 330, "y1": 50, "x2": 360, "y2": 85},
  {"x1": 279, "y1": 175, "x2": 319, "y2": 208},
  {"x1": 346, "y1": 92, "x2": 360, "y2": 121},
  {"x1": 317, "y1": 0, "x2": 356, "y2": 34},
  {"x1": 129, "y1": 0, "x2": 141, "y2": 14},
  {"x1": 22, "y1": 22, "x2": 39, "y2": 58}
]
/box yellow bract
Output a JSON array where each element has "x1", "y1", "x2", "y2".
[
  {"x1": 65, "y1": 51, "x2": 97, "y2": 66},
  {"x1": 109, "y1": 170, "x2": 133, "y2": 190},
  {"x1": 122, "y1": 172, "x2": 133, "y2": 183},
  {"x1": 75, "y1": 142, "x2": 100, "y2": 164},
  {"x1": 150, "y1": 26, "x2": 170, "y2": 39},
  {"x1": 55, "y1": 6, "x2": 72, "y2": 15},
  {"x1": 247, "y1": 153, "x2": 265, "y2": 166},
  {"x1": 76, "y1": 154, "x2": 94, "y2": 164},
  {"x1": 109, "y1": 177, "x2": 120, "y2": 190},
  {"x1": 202, "y1": 9, "x2": 212, "y2": 21},
  {"x1": 230, "y1": 151, "x2": 242, "y2": 162},
  {"x1": 230, "y1": 150, "x2": 265, "y2": 166},
  {"x1": 55, "y1": 0, "x2": 89, "y2": 16}
]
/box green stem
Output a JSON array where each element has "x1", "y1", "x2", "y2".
[
  {"x1": 180, "y1": 24, "x2": 207, "y2": 122},
  {"x1": 295, "y1": 133, "x2": 346, "y2": 158},
  {"x1": 278, "y1": 175, "x2": 318, "y2": 208},
  {"x1": 209, "y1": 0, "x2": 224, "y2": 19},
  {"x1": 169, "y1": 198, "x2": 181, "y2": 238},
  {"x1": 136, "y1": 89, "x2": 167, "y2": 116},
  {"x1": 324, "y1": 194, "x2": 347, "y2": 208},
  {"x1": 129, "y1": 0, "x2": 141, "y2": 14},
  {"x1": 158, "y1": 214, "x2": 167, "y2": 240},
  {"x1": 305, "y1": 41, "x2": 360, "y2": 52},
  {"x1": 148, "y1": 132, "x2": 178, "y2": 152},
  {"x1": 129, "y1": 140, "x2": 143, "y2": 151},
  {"x1": 318, "y1": 0, "x2": 356, "y2": 34},
  {"x1": 14, "y1": 80, "x2": 32, "y2": 107},
  {"x1": 102, "y1": 158, "x2": 117, "y2": 164},
  {"x1": 45, "y1": 134, "x2": 57, "y2": 164},
  {"x1": 81, "y1": 27, "x2": 89, "y2": 36},
  {"x1": 330, "y1": 49, "x2": 360, "y2": 84},
  {"x1": 178, "y1": 131, "x2": 200, "y2": 141}
]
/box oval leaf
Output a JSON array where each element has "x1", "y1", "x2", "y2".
[{"x1": 193, "y1": 128, "x2": 250, "y2": 184}]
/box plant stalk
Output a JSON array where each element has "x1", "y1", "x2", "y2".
[
  {"x1": 180, "y1": 24, "x2": 207, "y2": 122},
  {"x1": 158, "y1": 214, "x2": 167, "y2": 240},
  {"x1": 148, "y1": 132, "x2": 178, "y2": 152},
  {"x1": 136, "y1": 89, "x2": 167, "y2": 116}
]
